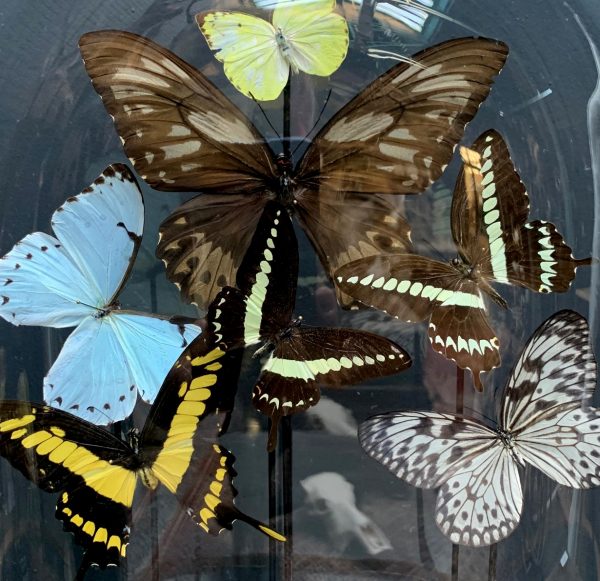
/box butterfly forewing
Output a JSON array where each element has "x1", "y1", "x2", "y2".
[
  {"x1": 79, "y1": 30, "x2": 276, "y2": 192},
  {"x1": 451, "y1": 130, "x2": 529, "y2": 276},
  {"x1": 296, "y1": 38, "x2": 508, "y2": 195},
  {"x1": 501, "y1": 310, "x2": 597, "y2": 431},
  {"x1": 234, "y1": 202, "x2": 297, "y2": 332}
]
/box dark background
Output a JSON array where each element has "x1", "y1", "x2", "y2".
[{"x1": 0, "y1": 0, "x2": 598, "y2": 579}]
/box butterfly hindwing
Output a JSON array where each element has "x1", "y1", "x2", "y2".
[
  {"x1": 0, "y1": 401, "x2": 136, "y2": 567},
  {"x1": 79, "y1": 30, "x2": 276, "y2": 192},
  {"x1": 256, "y1": 326, "x2": 410, "y2": 451},
  {"x1": 295, "y1": 191, "x2": 412, "y2": 307},
  {"x1": 157, "y1": 193, "x2": 269, "y2": 309},
  {"x1": 296, "y1": 37, "x2": 509, "y2": 195}
]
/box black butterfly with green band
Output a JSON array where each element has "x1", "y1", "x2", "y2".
[
  {"x1": 0, "y1": 332, "x2": 283, "y2": 575},
  {"x1": 208, "y1": 201, "x2": 412, "y2": 451},
  {"x1": 335, "y1": 130, "x2": 591, "y2": 390}
]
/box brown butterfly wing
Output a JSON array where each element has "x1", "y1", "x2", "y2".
[
  {"x1": 451, "y1": 129, "x2": 590, "y2": 293},
  {"x1": 295, "y1": 37, "x2": 509, "y2": 195},
  {"x1": 335, "y1": 254, "x2": 500, "y2": 389},
  {"x1": 157, "y1": 193, "x2": 269, "y2": 308},
  {"x1": 294, "y1": 189, "x2": 412, "y2": 307},
  {"x1": 79, "y1": 30, "x2": 276, "y2": 193}
]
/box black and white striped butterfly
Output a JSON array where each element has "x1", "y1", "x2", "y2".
[
  {"x1": 79, "y1": 30, "x2": 508, "y2": 310},
  {"x1": 335, "y1": 130, "x2": 591, "y2": 389},
  {"x1": 359, "y1": 310, "x2": 600, "y2": 547},
  {"x1": 209, "y1": 201, "x2": 411, "y2": 451}
]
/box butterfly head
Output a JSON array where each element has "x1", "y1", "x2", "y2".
[
  {"x1": 92, "y1": 300, "x2": 121, "y2": 319},
  {"x1": 497, "y1": 427, "x2": 526, "y2": 467},
  {"x1": 450, "y1": 257, "x2": 480, "y2": 280},
  {"x1": 128, "y1": 427, "x2": 141, "y2": 453}
]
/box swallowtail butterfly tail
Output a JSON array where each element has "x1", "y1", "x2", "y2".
[
  {"x1": 78, "y1": 31, "x2": 508, "y2": 310},
  {"x1": 0, "y1": 164, "x2": 201, "y2": 423},
  {"x1": 209, "y1": 201, "x2": 411, "y2": 451},
  {"x1": 335, "y1": 130, "x2": 591, "y2": 389},
  {"x1": 0, "y1": 333, "x2": 283, "y2": 574},
  {"x1": 359, "y1": 310, "x2": 600, "y2": 547}
]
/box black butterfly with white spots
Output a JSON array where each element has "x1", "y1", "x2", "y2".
[
  {"x1": 208, "y1": 201, "x2": 411, "y2": 451},
  {"x1": 335, "y1": 130, "x2": 591, "y2": 389},
  {"x1": 359, "y1": 310, "x2": 600, "y2": 547}
]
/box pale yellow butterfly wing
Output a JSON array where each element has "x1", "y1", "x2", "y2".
[
  {"x1": 197, "y1": 11, "x2": 289, "y2": 101},
  {"x1": 273, "y1": 0, "x2": 349, "y2": 76}
]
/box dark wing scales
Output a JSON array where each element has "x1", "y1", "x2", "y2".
[
  {"x1": 0, "y1": 401, "x2": 137, "y2": 568},
  {"x1": 335, "y1": 254, "x2": 460, "y2": 323},
  {"x1": 427, "y1": 280, "x2": 500, "y2": 391},
  {"x1": 451, "y1": 129, "x2": 529, "y2": 276},
  {"x1": 157, "y1": 194, "x2": 269, "y2": 309},
  {"x1": 234, "y1": 201, "x2": 297, "y2": 335},
  {"x1": 294, "y1": 190, "x2": 412, "y2": 307},
  {"x1": 255, "y1": 327, "x2": 410, "y2": 450},
  {"x1": 511, "y1": 220, "x2": 591, "y2": 293},
  {"x1": 296, "y1": 38, "x2": 508, "y2": 195},
  {"x1": 180, "y1": 441, "x2": 285, "y2": 541},
  {"x1": 79, "y1": 30, "x2": 276, "y2": 192}
]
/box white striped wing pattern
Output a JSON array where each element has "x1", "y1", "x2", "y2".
[{"x1": 359, "y1": 310, "x2": 600, "y2": 547}]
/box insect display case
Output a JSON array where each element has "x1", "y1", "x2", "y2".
[{"x1": 0, "y1": 1, "x2": 599, "y2": 580}]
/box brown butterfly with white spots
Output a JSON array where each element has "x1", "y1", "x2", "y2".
[
  {"x1": 335, "y1": 130, "x2": 592, "y2": 390},
  {"x1": 207, "y1": 201, "x2": 411, "y2": 451},
  {"x1": 78, "y1": 30, "x2": 508, "y2": 310}
]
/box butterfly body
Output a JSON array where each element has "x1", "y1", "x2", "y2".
[
  {"x1": 79, "y1": 31, "x2": 508, "y2": 310},
  {"x1": 336, "y1": 130, "x2": 590, "y2": 388},
  {"x1": 360, "y1": 310, "x2": 600, "y2": 547},
  {"x1": 0, "y1": 334, "x2": 283, "y2": 571}
]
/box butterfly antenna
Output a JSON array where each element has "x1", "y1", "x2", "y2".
[
  {"x1": 250, "y1": 92, "x2": 282, "y2": 141},
  {"x1": 292, "y1": 89, "x2": 333, "y2": 157},
  {"x1": 463, "y1": 405, "x2": 498, "y2": 427},
  {"x1": 418, "y1": 238, "x2": 447, "y2": 263}
]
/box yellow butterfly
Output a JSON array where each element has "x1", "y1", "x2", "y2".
[{"x1": 197, "y1": 0, "x2": 349, "y2": 101}]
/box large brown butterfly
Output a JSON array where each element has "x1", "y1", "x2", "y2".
[
  {"x1": 79, "y1": 30, "x2": 508, "y2": 310},
  {"x1": 335, "y1": 130, "x2": 591, "y2": 390}
]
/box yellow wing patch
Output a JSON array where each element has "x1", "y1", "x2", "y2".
[
  {"x1": 150, "y1": 348, "x2": 225, "y2": 494},
  {"x1": 197, "y1": 2, "x2": 348, "y2": 100}
]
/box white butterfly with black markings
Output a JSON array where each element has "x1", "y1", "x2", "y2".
[
  {"x1": 0, "y1": 164, "x2": 201, "y2": 424},
  {"x1": 336, "y1": 130, "x2": 591, "y2": 389},
  {"x1": 78, "y1": 30, "x2": 508, "y2": 310},
  {"x1": 359, "y1": 310, "x2": 600, "y2": 547}
]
